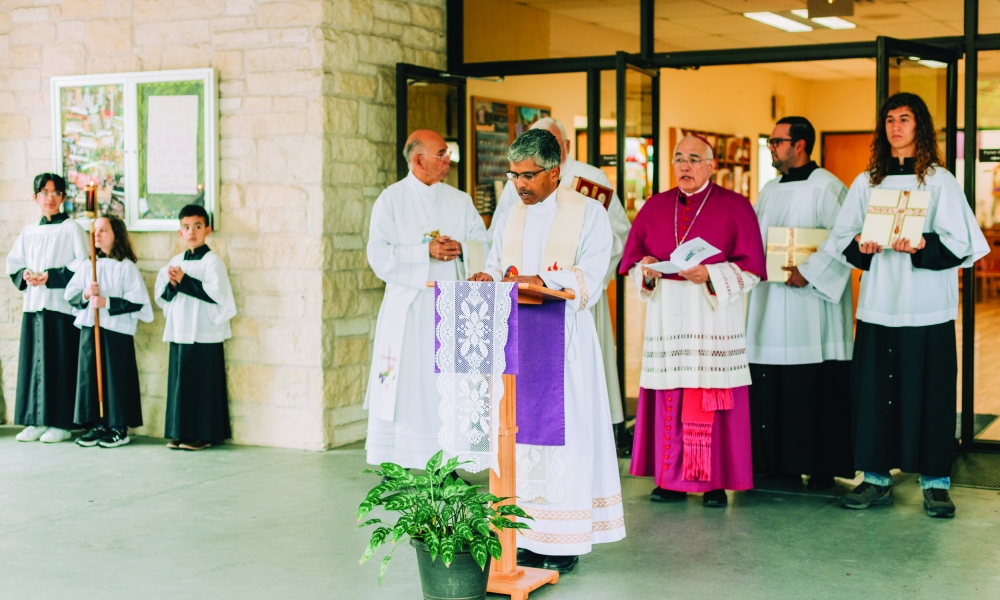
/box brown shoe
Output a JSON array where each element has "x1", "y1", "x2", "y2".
[
  {"x1": 180, "y1": 440, "x2": 213, "y2": 451},
  {"x1": 166, "y1": 439, "x2": 182, "y2": 450}
]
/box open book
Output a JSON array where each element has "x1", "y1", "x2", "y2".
[{"x1": 642, "y1": 237, "x2": 721, "y2": 275}]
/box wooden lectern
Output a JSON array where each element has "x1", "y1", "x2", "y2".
[{"x1": 429, "y1": 282, "x2": 573, "y2": 600}]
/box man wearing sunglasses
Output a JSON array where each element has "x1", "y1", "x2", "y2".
[{"x1": 746, "y1": 117, "x2": 855, "y2": 491}]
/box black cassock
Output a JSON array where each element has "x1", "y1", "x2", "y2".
[
  {"x1": 165, "y1": 341, "x2": 230, "y2": 443},
  {"x1": 15, "y1": 309, "x2": 79, "y2": 430},
  {"x1": 749, "y1": 361, "x2": 855, "y2": 478},
  {"x1": 74, "y1": 326, "x2": 143, "y2": 429}
]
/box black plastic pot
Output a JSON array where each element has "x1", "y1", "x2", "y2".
[{"x1": 410, "y1": 538, "x2": 491, "y2": 600}]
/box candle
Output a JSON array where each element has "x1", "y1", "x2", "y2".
[{"x1": 86, "y1": 182, "x2": 96, "y2": 213}]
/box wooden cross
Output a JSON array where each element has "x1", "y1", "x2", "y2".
[{"x1": 865, "y1": 190, "x2": 927, "y2": 245}]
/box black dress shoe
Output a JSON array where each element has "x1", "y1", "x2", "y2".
[
  {"x1": 516, "y1": 548, "x2": 545, "y2": 568},
  {"x1": 541, "y1": 555, "x2": 578, "y2": 574},
  {"x1": 650, "y1": 487, "x2": 687, "y2": 502},
  {"x1": 807, "y1": 475, "x2": 835, "y2": 491},
  {"x1": 703, "y1": 489, "x2": 728, "y2": 507}
]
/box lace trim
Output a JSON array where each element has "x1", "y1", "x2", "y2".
[
  {"x1": 592, "y1": 493, "x2": 622, "y2": 508},
  {"x1": 518, "y1": 530, "x2": 592, "y2": 545},
  {"x1": 516, "y1": 444, "x2": 566, "y2": 503},
  {"x1": 566, "y1": 266, "x2": 589, "y2": 311},
  {"x1": 523, "y1": 508, "x2": 591, "y2": 521},
  {"x1": 593, "y1": 517, "x2": 625, "y2": 532}
]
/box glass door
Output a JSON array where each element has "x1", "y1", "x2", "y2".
[
  {"x1": 615, "y1": 52, "x2": 659, "y2": 448},
  {"x1": 395, "y1": 64, "x2": 466, "y2": 191}
]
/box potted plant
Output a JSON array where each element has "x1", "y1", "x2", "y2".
[{"x1": 357, "y1": 451, "x2": 532, "y2": 599}]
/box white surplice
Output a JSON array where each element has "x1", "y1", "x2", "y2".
[
  {"x1": 485, "y1": 189, "x2": 625, "y2": 557},
  {"x1": 746, "y1": 168, "x2": 854, "y2": 365},
  {"x1": 492, "y1": 157, "x2": 631, "y2": 423},
  {"x1": 65, "y1": 258, "x2": 154, "y2": 336},
  {"x1": 6, "y1": 217, "x2": 88, "y2": 317},
  {"x1": 364, "y1": 172, "x2": 491, "y2": 468},
  {"x1": 826, "y1": 167, "x2": 989, "y2": 327}
]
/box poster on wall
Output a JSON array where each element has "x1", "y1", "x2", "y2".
[
  {"x1": 57, "y1": 83, "x2": 127, "y2": 221},
  {"x1": 471, "y1": 97, "x2": 550, "y2": 217},
  {"x1": 51, "y1": 68, "x2": 218, "y2": 232}
]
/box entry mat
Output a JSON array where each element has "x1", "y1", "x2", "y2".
[{"x1": 951, "y1": 452, "x2": 1000, "y2": 490}]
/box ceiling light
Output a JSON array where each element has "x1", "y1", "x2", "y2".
[
  {"x1": 791, "y1": 10, "x2": 856, "y2": 29},
  {"x1": 744, "y1": 12, "x2": 813, "y2": 33},
  {"x1": 917, "y1": 60, "x2": 948, "y2": 69}
]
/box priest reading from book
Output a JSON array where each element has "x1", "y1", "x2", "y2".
[
  {"x1": 619, "y1": 135, "x2": 766, "y2": 508},
  {"x1": 7, "y1": 173, "x2": 89, "y2": 444},
  {"x1": 745, "y1": 117, "x2": 855, "y2": 491},
  {"x1": 490, "y1": 117, "x2": 632, "y2": 425},
  {"x1": 469, "y1": 128, "x2": 624, "y2": 574},
  {"x1": 364, "y1": 129, "x2": 491, "y2": 469},
  {"x1": 826, "y1": 92, "x2": 988, "y2": 519}
]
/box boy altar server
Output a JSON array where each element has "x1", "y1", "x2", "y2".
[
  {"x1": 491, "y1": 117, "x2": 631, "y2": 424},
  {"x1": 365, "y1": 129, "x2": 491, "y2": 469},
  {"x1": 827, "y1": 93, "x2": 988, "y2": 518},
  {"x1": 8, "y1": 173, "x2": 88, "y2": 443},
  {"x1": 470, "y1": 128, "x2": 624, "y2": 574},
  {"x1": 155, "y1": 205, "x2": 237, "y2": 451},
  {"x1": 746, "y1": 117, "x2": 855, "y2": 489}
]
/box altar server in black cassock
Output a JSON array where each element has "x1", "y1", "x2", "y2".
[
  {"x1": 67, "y1": 216, "x2": 153, "y2": 448},
  {"x1": 746, "y1": 117, "x2": 855, "y2": 490},
  {"x1": 826, "y1": 93, "x2": 988, "y2": 518},
  {"x1": 7, "y1": 173, "x2": 88, "y2": 443},
  {"x1": 154, "y1": 205, "x2": 237, "y2": 451}
]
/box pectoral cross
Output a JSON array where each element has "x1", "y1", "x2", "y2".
[
  {"x1": 766, "y1": 229, "x2": 819, "y2": 270},
  {"x1": 865, "y1": 190, "x2": 927, "y2": 245}
]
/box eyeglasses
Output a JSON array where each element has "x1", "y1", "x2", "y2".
[
  {"x1": 767, "y1": 137, "x2": 793, "y2": 148},
  {"x1": 506, "y1": 168, "x2": 548, "y2": 182},
  {"x1": 671, "y1": 157, "x2": 705, "y2": 166},
  {"x1": 421, "y1": 150, "x2": 452, "y2": 162},
  {"x1": 36, "y1": 191, "x2": 65, "y2": 199}
]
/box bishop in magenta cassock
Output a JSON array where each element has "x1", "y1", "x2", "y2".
[{"x1": 621, "y1": 135, "x2": 766, "y2": 508}]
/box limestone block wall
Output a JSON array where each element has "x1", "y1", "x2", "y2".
[{"x1": 0, "y1": 0, "x2": 447, "y2": 450}]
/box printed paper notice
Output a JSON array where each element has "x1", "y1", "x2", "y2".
[
  {"x1": 643, "y1": 237, "x2": 721, "y2": 275},
  {"x1": 146, "y1": 95, "x2": 199, "y2": 195}
]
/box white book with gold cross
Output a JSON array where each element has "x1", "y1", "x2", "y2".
[
  {"x1": 766, "y1": 227, "x2": 829, "y2": 283},
  {"x1": 859, "y1": 189, "x2": 930, "y2": 247}
]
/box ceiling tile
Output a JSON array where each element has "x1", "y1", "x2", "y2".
[
  {"x1": 862, "y1": 20, "x2": 962, "y2": 36},
  {"x1": 549, "y1": 5, "x2": 641, "y2": 22},
  {"x1": 671, "y1": 13, "x2": 783, "y2": 33},
  {"x1": 697, "y1": 0, "x2": 806, "y2": 13},
  {"x1": 654, "y1": 1, "x2": 728, "y2": 17},
  {"x1": 905, "y1": 0, "x2": 966, "y2": 20}
]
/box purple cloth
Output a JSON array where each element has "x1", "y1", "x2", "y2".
[
  {"x1": 432, "y1": 282, "x2": 566, "y2": 446},
  {"x1": 514, "y1": 300, "x2": 565, "y2": 446},
  {"x1": 630, "y1": 387, "x2": 754, "y2": 492},
  {"x1": 619, "y1": 183, "x2": 767, "y2": 281}
]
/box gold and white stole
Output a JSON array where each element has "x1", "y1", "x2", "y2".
[{"x1": 500, "y1": 186, "x2": 588, "y2": 274}]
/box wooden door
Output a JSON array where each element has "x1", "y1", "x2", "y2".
[{"x1": 822, "y1": 132, "x2": 874, "y2": 323}]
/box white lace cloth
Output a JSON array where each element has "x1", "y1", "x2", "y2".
[{"x1": 435, "y1": 281, "x2": 515, "y2": 475}]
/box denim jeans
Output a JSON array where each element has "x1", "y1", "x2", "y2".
[{"x1": 863, "y1": 472, "x2": 950, "y2": 490}]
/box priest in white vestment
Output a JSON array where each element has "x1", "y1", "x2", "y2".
[
  {"x1": 365, "y1": 130, "x2": 491, "y2": 468},
  {"x1": 746, "y1": 117, "x2": 855, "y2": 490},
  {"x1": 470, "y1": 128, "x2": 624, "y2": 574},
  {"x1": 490, "y1": 117, "x2": 631, "y2": 424}
]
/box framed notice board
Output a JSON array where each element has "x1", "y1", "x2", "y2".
[
  {"x1": 471, "y1": 96, "x2": 550, "y2": 217},
  {"x1": 51, "y1": 68, "x2": 218, "y2": 231}
]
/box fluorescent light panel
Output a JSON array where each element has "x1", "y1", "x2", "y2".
[
  {"x1": 917, "y1": 60, "x2": 948, "y2": 69},
  {"x1": 790, "y1": 9, "x2": 857, "y2": 29},
  {"x1": 744, "y1": 12, "x2": 813, "y2": 33}
]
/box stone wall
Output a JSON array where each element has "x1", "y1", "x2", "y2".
[{"x1": 0, "y1": 0, "x2": 446, "y2": 449}]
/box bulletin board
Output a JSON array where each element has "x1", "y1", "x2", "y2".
[
  {"x1": 51, "y1": 68, "x2": 218, "y2": 231},
  {"x1": 471, "y1": 96, "x2": 550, "y2": 217}
]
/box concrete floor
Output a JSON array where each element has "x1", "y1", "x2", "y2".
[{"x1": 3, "y1": 426, "x2": 1000, "y2": 600}]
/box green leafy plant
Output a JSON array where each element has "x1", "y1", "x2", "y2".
[{"x1": 357, "y1": 450, "x2": 533, "y2": 584}]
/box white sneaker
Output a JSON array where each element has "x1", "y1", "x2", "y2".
[
  {"x1": 39, "y1": 427, "x2": 71, "y2": 443},
  {"x1": 15, "y1": 425, "x2": 47, "y2": 442}
]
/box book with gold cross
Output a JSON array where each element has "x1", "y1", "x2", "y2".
[
  {"x1": 859, "y1": 189, "x2": 930, "y2": 247},
  {"x1": 766, "y1": 227, "x2": 829, "y2": 282}
]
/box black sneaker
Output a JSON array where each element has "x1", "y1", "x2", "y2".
[
  {"x1": 98, "y1": 429, "x2": 130, "y2": 448},
  {"x1": 840, "y1": 481, "x2": 893, "y2": 509},
  {"x1": 650, "y1": 487, "x2": 687, "y2": 502},
  {"x1": 76, "y1": 426, "x2": 107, "y2": 447},
  {"x1": 703, "y1": 489, "x2": 728, "y2": 507},
  {"x1": 516, "y1": 548, "x2": 545, "y2": 568},
  {"x1": 923, "y1": 488, "x2": 956, "y2": 519}
]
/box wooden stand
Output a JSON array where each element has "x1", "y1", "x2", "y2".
[{"x1": 430, "y1": 282, "x2": 573, "y2": 600}]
